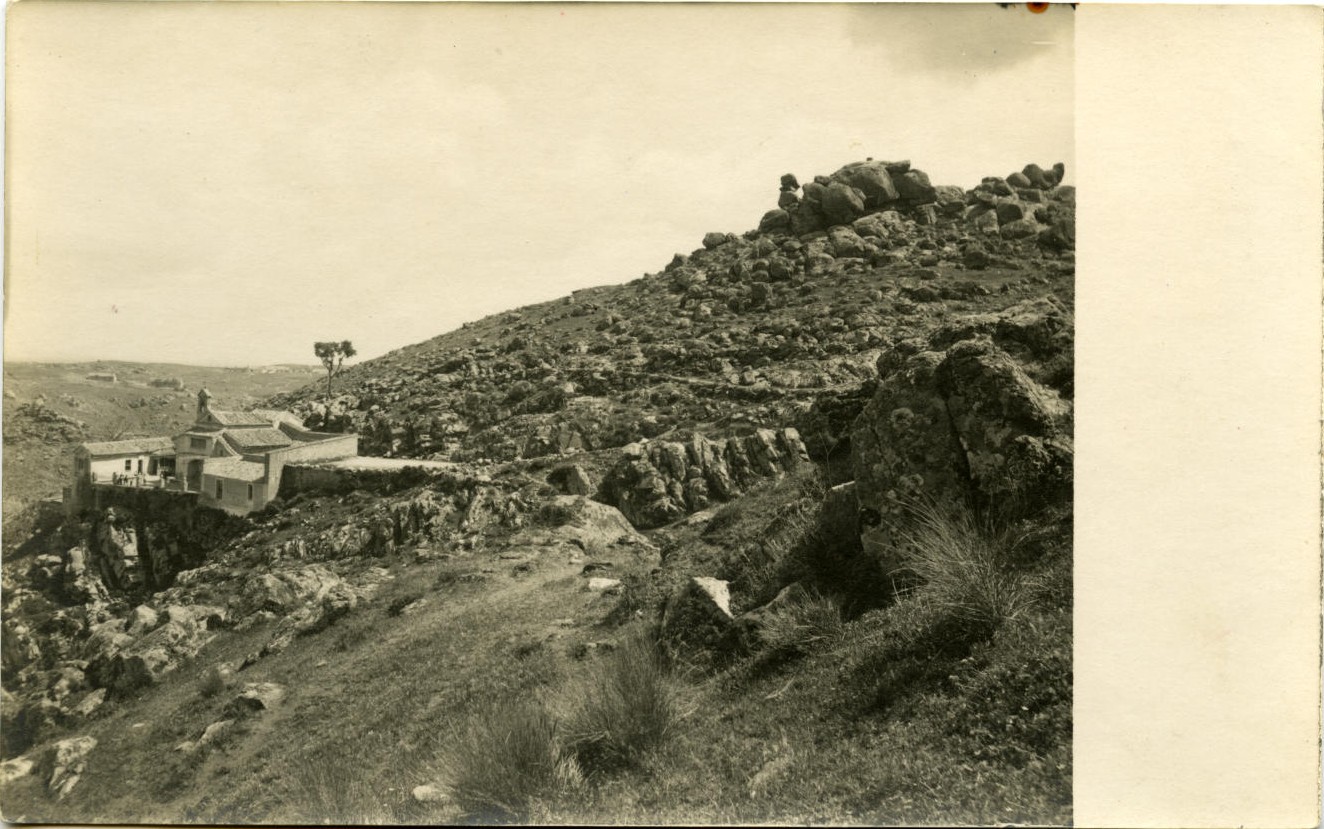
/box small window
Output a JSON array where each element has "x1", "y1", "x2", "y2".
[
  {"x1": 215, "y1": 480, "x2": 223, "y2": 499},
  {"x1": 190, "y1": 437, "x2": 207, "y2": 451},
  {"x1": 247, "y1": 483, "x2": 254, "y2": 500},
  {"x1": 124, "y1": 459, "x2": 132, "y2": 471}
]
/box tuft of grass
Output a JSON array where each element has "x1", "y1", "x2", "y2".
[
  {"x1": 897, "y1": 501, "x2": 1032, "y2": 639},
  {"x1": 438, "y1": 699, "x2": 583, "y2": 823},
  {"x1": 757, "y1": 589, "x2": 845, "y2": 657},
  {"x1": 197, "y1": 663, "x2": 233, "y2": 698},
  {"x1": 286, "y1": 748, "x2": 400, "y2": 825},
  {"x1": 564, "y1": 631, "x2": 682, "y2": 775}
]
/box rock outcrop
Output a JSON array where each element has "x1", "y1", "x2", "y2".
[
  {"x1": 849, "y1": 301, "x2": 1074, "y2": 575},
  {"x1": 601, "y1": 429, "x2": 811, "y2": 529}
]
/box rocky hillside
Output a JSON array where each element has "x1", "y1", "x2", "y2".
[
  {"x1": 1, "y1": 158, "x2": 1073, "y2": 825},
  {"x1": 270, "y1": 159, "x2": 1073, "y2": 470}
]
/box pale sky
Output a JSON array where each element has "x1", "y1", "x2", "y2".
[{"x1": 5, "y1": 2, "x2": 1073, "y2": 367}]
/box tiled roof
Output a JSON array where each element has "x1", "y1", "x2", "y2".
[
  {"x1": 79, "y1": 437, "x2": 175, "y2": 456},
  {"x1": 249, "y1": 409, "x2": 302, "y2": 427},
  {"x1": 223, "y1": 428, "x2": 294, "y2": 450},
  {"x1": 207, "y1": 409, "x2": 276, "y2": 427},
  {"x1": 203, "y1": 458, "x2": 266, "y2": 482}
]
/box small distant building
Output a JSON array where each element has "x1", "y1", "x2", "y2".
[
  {"x1": 68, "y1": 389, "x2": 357, "y2": 516},
  {"x1": 86, "y1": 372, "x2": 118, "y2": 383}
]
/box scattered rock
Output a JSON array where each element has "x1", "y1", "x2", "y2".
[
  {"x1": 412, "y1": 784, "x2": 451, "y2": 804},
  {"x1": 225, "y1": 682, "x2": 287, "y2": 717},
  {"x1": 39, "y1": 736, "x2": 96, "y2": 799}
]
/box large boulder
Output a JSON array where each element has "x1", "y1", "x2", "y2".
[
  {"x1": 894, "y1": 169, "x2": 937, "y2": 205},
  {"x1": 934, "y1": 185, "x2": 967, "y2": 216},
  {"x1": 821, "y1": 182, "x2": 866, "y2": 225},
  {"x1": 851, "y1": 333, "x2": 1073, "y2": 575},
  {"x1": 830, "y1": 161, "x2": 899, "y2": 207},
  {"x1": 758, "y1": 209, "x2": 791, "y2": 234}
]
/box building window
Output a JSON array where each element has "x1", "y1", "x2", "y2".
[
  {"x1": 124, "y1": 459, "x2": 132, "y2": 471},
  {"x1": 247, "y1": 484, "x2": 254, "y2": 500},
  {"x1": 215, "y1": 480, "x2": 223, "y2": 499},
  {"x1": 190, "y1": 437, "x2": 207, "y2": 451}
]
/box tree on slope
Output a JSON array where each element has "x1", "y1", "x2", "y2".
[{"x1": 315, "y1": 340, "x2": 357, "y2": 399}]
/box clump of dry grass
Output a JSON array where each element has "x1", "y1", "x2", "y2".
[
  {"x1": 757, "y1": 589, "x2": 846, "y2": 657},
  {"x1": 438, "y1": 699, "x2": 584, "y2": 822},
  {"x1": 564, "y1": 630, "x2": 682, "y2": 775},
  {"x1": 897, "y1": 501, "x2": 1032, "y2": 638}
]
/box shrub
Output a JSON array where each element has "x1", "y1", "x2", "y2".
[
  {"x1": 565, "y1": 631, "x2": 681, "y2": 775},
  {"x1": 897, "y1": 501, "x2": 1032, "y2": 639},
  {"x1": 439, "y1": 700, "x2": 582, "y2": 822}
]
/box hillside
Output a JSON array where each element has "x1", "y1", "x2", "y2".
[{"x1": 1, "y1": 158, "x2": 1074, "y2": 824}]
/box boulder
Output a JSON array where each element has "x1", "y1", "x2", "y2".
[
  {"x1": 851, "y1": 211, "x2": 904, "y2": 239},
  {"x1": 0, "y1": 755, "x2": 35, "y2": 785},
  {"x1": 828, "y1": 226, "x2": 875, "y2": 259},
  {"x1": 536, "y1": 496, "x2": 648, "y2": 552},
  {"x1": 758, "y1": 209, "x2": 791, "y2": 234},
  {"x1": 830, "y1": 161, "x2": 899, "y2": 207},
  {"x1": 934, "y1": 185, "x2": 966, "y2": 216},
  {"x1": 973, "y1": 210, "x2": 1000, "y2": 235},
  {"x1": 39, "y1": 736, "x2": 96, "y2": 799},
  {"x1": 1000, "y1": 218, "x2": 1041, "y2": 240},
  {"x1": 703, "y1": 232, "x2": 732, "y2": 250},
  {"x1": 1007, "y1": 171, "x2": 1033, "y2": 188},
  {"x1": 548, "y1": 464, "x2": 596, "y2": 497},
  {"x1": 126, "y1": 605, "x2": 159, "y2": 636},
  {"x1": 894, "y1": 169, "x2": 936, "y2": 205},
  {"x1": 994, "y1": 199, "x2": 1026, "y2": 225},
  {"x1": 777, "y1": 190, "x2": 800, "y2": 209},
  {"x1": 225, "y1": 682, "x2": 287, "y2": 718},
  {"x1": 789, "y1": 202, "x2": 828, "y2": 236},
  {"x1": 963, "y1": 247, "x2": 991, "y2": 270},
  {"x1": 1022, "y1": 163, "x2": 1053, "y2": 190},
  {"x1": 779, "y1": 173, "x2": 799, "y2": 191},
  {"x1": 821, "y1": 182, "x2": 866, "y2": 225},
  {"x1": 586, "y1": 577, "x2": 623, "y2": 593},
  {"x1": 241, "y1": 565, "x2": 348, "y2": 615},
  {"x1": 660, "y1": 577, "x2": 735, "y2": 659}
]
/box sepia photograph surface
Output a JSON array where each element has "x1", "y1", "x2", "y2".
[{"x1": 0, "y1": 2, "x2": 1313, "y2": 827}]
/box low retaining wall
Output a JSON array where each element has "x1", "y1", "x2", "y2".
[{"x1": 278, "y1": 462, "x2": 473, "y2": 499}]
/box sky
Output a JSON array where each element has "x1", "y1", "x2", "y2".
[{"x1": 4, "y1": 2, "x2": 1073, "y2": 367}]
